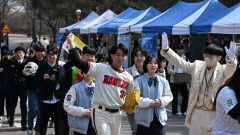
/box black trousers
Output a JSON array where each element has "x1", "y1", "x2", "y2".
[
  {"x1": 0, "y1": 91, "x2": 11, "y2": 117},
  {"x1": 9, "y1": 88, "x2": 27, "y2": 126},
  {"x1": 73, "y1": 121, "x2": 96, "y2": 135},
  {"x1": 57, "y1": 102, "x2": 70, "y2": 135},
  {"x1": 136, "y1": 113, "x2": 166, "y2": 135},
  {"x1": 40, "y1": 101, "x2": 60, "y2": 135},
  {"x1": 170, "y1": 83, "x2": 189, "y2": 114}
]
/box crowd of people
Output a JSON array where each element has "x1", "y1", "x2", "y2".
[{"x1": 0, "y1": 33, "x2": 239, "y2": 135}]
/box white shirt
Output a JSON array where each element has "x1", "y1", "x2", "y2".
[
  {"x1": 211, "y1": 86, "x2": 240, "y2": 135},
  {"x1": 88, "y1": 63, "x2": 134, "y2": 108}
]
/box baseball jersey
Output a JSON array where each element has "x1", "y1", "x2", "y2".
[
  {"x1": 211, "y1": 86, "x2": 240, "y2": 135},
  {"x1": 87, "y1": 62, "x2": 134, "y2": 108}
]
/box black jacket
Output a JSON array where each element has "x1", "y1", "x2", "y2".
[
  {"x1": 0, "y1": 57, "x2": 11, "y2": 92},
  {"x1": 8, "y1": 58, "x2": 26, "y2": 90},
  {"x1": 36, "y1": 62, "x2": 65, "y2": 101},
  {"x1": 24, "y1": 56, "x2": 47, "y2": 90}
]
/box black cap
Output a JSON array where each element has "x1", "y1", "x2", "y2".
[
  {"x1": 15, "y1": 46, "x2": 25, "y2": 53},
  {"x1": 1, "y1": 46, "x2": 10, "y2": 56}
]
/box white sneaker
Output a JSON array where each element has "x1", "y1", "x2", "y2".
[
  {"x1": 27, "y1": 129, "x2": 33, "y2": 135},
  {"x1": 0, "y1": 116, "x2": 2, "y2": 127}
]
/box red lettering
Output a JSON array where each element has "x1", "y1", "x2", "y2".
[
  {"x1": 103, "y1": 75, "x2": 110, "y2": 84},
  {"x1": 102, "y1": 75, "x2": 130, "y2": 90},
  {"x1": 120, "y1": 90, "x2": 126, "y2": 99},
  {"x1": 113, "y1": 78, "x2": 118, "y2": 86},
  {"x1": 109, "y1": 77, "x2": 114, "y2": 85}
]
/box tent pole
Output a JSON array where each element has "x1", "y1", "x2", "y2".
[
  {"x1": 233, "y1": 34, "x2": 236, "y2": 42},
  {"x1": 129, "y1": 33, "x2": 132, "y2": 66},
  {"x1": 88, "y1": 34, "x2": 90, "y2": 45}
]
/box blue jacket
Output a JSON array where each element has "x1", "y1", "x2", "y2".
[
  {"x1": 65, "y1": 81, "x2": 95, "y2": 134},
  {"x1": 135, "y1": 73, "x2": 173, "y2": 127}
]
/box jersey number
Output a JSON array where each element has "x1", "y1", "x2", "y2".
[{"x1": 120, "y1": 90, "x2": 126, "y2": 99}]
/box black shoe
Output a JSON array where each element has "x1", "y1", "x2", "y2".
[
  {"x1": 8, "y1": 117, "x2": 14, "y2": 127},
  {"x1": 21, "y1": 126, "x2": 27, "y2": 131},
  {"x1": 172, "y1": 113, "x2": 180, "y2": 116}
]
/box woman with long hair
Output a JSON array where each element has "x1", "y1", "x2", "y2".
[{"x1": 211, "y1": 64, "x2": 240, "y2": 135}]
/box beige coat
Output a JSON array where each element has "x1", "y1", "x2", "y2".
[{"x1": 161, "y1": 48, "x2": 237, "y2": 127}]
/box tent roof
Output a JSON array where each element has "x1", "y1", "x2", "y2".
[
  {"x1": 130, "y1": 0, "x2": 208, "y2": 34},
  {"x1": 80, "y1": 10, "x2": 116, "y2": 34},
  {"x1": 191, "y1": 2, "x2": 240, "y2": 34},
  {"x1": 90, "y1": 7, "x2": 161, "y2": 34},
  {"x1": 59, "y1": 11, "x2": 99, "y2": 33}
]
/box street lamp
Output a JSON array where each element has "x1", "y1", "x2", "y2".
[{"x1": 76, "y1": 9, "x2": 81, "y2": 22}]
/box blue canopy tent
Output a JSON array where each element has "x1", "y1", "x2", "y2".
[
  {"x1": 89, "y1": 7, "x2": 161, "y2": 34},
  {"x1": 80, "y1": 10, "x2": 116, "y2": 34},
  {"x1": 191, "y1": 2, "x2": 240, "y2": 34},
  {"x1": 90, "y1": 7, "x2": 144, "y2": 34},
  {"x1": 59, "y1": 11, "x2": 99, "y2": 33},
  {"x1": 172, "y1": 0, "x2": 228, "y2": 35},
  {"x1": 130, "y1": 0, "x2": 209, "y2": 35},
  {"x1": 118, "y1": 6, "x2": 161, "y2": 34}
]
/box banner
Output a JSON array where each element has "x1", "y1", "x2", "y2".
[
  {"x1": 62, "y1": 33, "x2": 86, "y2": 53},
  {"x1": 141, "y1": 33, "x2": 158, "y2": 56},
  {"x1": 117, "y1": 34, "x2": 130, "y2": 69},
  {"x1": 57, "y1": 33, "x2": 64, "y2": 48}
]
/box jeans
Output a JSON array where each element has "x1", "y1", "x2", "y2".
[
  {"x1": 127, "y1": 113, "x2": 137, "y2": 135},
  {"x1": 28, "y1": 90, "x2": 40, "y2": 131}
]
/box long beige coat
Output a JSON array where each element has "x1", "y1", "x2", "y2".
[{"x1": 161, "y1": 48, "x2": 237, "y2": 127}]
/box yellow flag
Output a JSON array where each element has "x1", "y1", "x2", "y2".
[{"x1": 70, "y1": 32, "x2": 86, "y2": 49}]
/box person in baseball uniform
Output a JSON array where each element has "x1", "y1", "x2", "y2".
[{"x1": 67, "y1": 35, "x2": 134, "y2": 135}]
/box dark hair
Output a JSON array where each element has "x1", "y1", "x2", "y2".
[
  {"x1": 109, "y1": 44, "x2": 128, "y2": 56},
  {"x1": 143, "y1": 54, "x2": 160, "y2": 73},
  {"x1": 15, "y1": 46, "x2": 25, "y2": 53},
  {"x1": 175, "y1": 43, "x2": 185, "y2": 50},
  {"x1": 205, "y1": 44, "x2": 223, "y2": 56},
  {"x1": 133, "y1": 47, "x2": 148, "y2": 58},
  {"x1": 211, "y1": 38, "x2": 221, "y2": 46},
  {"x1": 98, "y1": 55, "x2": 109, "y2": 63},
  {"x1": 1, "y1": 46, "x2": 10, "y2": 56},
  {"x1": 214, "y1": 64, "x2": 240, "y2": 110},
  {"x1": 83, "y1": 46, "x2": 96, "y2": 55},
  {"x1": 47, "y1": 45, "x2": 58, "y2": 55},
  {"x1": 34, "y1": 45, "x2": 45, "y2": 52}
]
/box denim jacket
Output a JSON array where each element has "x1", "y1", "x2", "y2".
[
  {"x1": 135, "y1": 73, "x2": 173, "y2": 127},
  {"x1": 64, "y1": 80, "x2": 95, "y2": 134}
]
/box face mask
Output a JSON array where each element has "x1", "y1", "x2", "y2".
[{"x1": 204, "y1": 57, "x2": 217, "y2": 68}]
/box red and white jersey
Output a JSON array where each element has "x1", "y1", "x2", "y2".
[{"x1": 87, "y1": 62, "x2": 134, "y2": 108}]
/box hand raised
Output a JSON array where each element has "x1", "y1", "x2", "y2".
[
  {"x1": 161, "y1": 32, "x2": 169, "y2": 50},
  {"x1": 224, "y1": 41, "x2": 238, "y2": 61}
]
